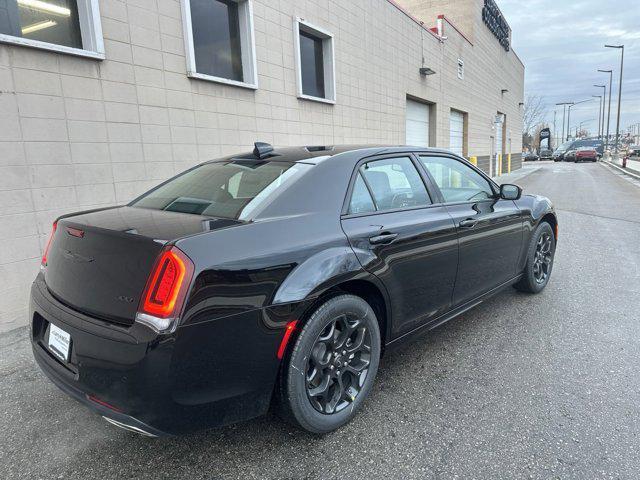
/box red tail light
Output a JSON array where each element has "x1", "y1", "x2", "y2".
[
  {"x1": 41, "y1": 221, "x2": 58, "y2": 267},
  {"x1": 136, "y1": 247, "x2": 194, "y2": 332}
]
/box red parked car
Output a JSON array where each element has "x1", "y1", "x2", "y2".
[{"x1": 574, "y1": 147, "x2": 598, "y2": 163}]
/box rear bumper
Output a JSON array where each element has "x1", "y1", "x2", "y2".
[
  {"x1": 30, "y1": 274, "x2": 288, "y2": 435},
  {"x1": 32, "y1": 344, "x2": 165, "y2": 437}
]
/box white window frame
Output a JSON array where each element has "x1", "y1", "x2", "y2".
[
  {"x1": 293, "y1": 17, "x2": 336, "y2": 105},
  {"x1": 457, "y1": 58, "x2": 464, "y2": 80},
  {"x1": 181, "y1": 0, "x2": 258, "y2": 90},
  {"x1": 0, "y1": 0, "x2": 104, "y2": 59}
]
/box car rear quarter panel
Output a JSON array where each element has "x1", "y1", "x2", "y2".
[{"x1": 165, "y1": 152, "x2": 377, "y2": 425}]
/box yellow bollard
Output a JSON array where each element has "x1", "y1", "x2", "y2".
[
  {"x1": 469, "y1": 156, "x2": 477, "y2": 166},
  {"x1": 498, "y1": 154, "x2": 502, "y2": 176},
  {"x1": 508, "y1": 153, "x2": 511, "y2": 173}
]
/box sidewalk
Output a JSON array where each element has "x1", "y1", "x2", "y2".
[{"x1": 605, "y1": 154, "x2": 640, "y2": 179}]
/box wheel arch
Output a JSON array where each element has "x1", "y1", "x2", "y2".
[
  {"x1": 293, "y1": 276, "x2": 391, "y2": 357},
  {"x1": 540, "y1": 212, "x2": 558, "y2": 240}
]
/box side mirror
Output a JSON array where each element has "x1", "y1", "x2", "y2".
[{"x1": 500, "y1": 184, "x2": 522, "y2": 200}]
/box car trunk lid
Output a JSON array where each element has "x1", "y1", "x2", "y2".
[{"x1": 44, "y1": 206, "x2": 241, "y2": 324}]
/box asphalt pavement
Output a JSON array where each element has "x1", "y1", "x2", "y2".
[{"x1": 1, "y1": 161, "x2": 639, "y2": 479}]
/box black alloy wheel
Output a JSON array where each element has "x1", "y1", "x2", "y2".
[
  {"x1": 277, "y1": 294, "x2": 381, "y2": 433},
  {"x1": 515, "y1": 221, "x2": 556, "y2": 294},
  {"x1": 305, "y1": 313, "x2": 372, "y2": 414},
  {"x1": 532, "y1": 231, "x2": 553, "y2": 285}
]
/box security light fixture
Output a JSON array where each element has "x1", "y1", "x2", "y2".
[
  {"x1": 501, "y1": 89, "x2": 509, "y2": 94},
  {"x1": 419, "y1": 67, "x2": 436, "y2": 76}
]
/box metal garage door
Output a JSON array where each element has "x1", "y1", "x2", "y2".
[
  {"x1": 406, "y1": 99, "x2": 430, "y2": 147},
  {"x1": 449, "y1": 110, "x2": 464, "y2": 156}
]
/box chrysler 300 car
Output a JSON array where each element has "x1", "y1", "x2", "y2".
[{"x1": 31, "y1": 144, "x2": 557, "y2": 436}]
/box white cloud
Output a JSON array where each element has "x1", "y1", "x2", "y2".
[{"x1": 498, "y1": 0, "x2": 640, "y2": 131}]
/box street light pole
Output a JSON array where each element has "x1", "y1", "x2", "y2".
[
  {"x1": 594, "y1": 84, "x2": 606, "y2": 138},
  {"x1": 598, "y1": 69, "x2": 613, "y2": 150},
  {"x1": 556, "y1": 102, "x2": 572, "y2": 144},
  {"x1": 592, "y1": 95, "x2": 602, "y2": 138},
  {"x1": 566, "y1": 99, "x2": 591, "y2": 142},
  {"x1": 605, "y1": 45, "x2": 624, "y2": 153},
  {"x1": 576, "y1": 120, "x2": 590, "y2": 138}
]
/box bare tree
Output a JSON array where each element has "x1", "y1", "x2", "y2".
[
  {"x1": 523, "y1": 94, "x2": 547, "y2": 135},
  {"x1": 576, "y1": 128, "x2": 590, "y2": 139}
]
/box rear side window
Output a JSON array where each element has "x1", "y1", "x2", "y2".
[
  {"x1": 348, "y1": 157, "x2": 431, "y2": 214},
  {"x1": 131, "y1": 160, "x2": 311, "y2": 220},
  {"x1": 348, "y1": 173, "x2": 376, "y2": 214}
]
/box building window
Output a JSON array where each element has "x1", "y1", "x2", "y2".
[
  {"x1": 293, "y1": 18, "x2": 335, "y2": 104},
  {"x1": 457, "y1": 59, "x2": 464, "y2": 79},
  {"x1": 0, "y1": 0, "x2": 104, "y2": 58},
  {"x1": 182, "y1": 0, "x2": 258, "y2": 89}
]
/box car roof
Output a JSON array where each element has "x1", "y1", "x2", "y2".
[{"x1": 209, "y1": 145, "x2": 460, "y2": 165}]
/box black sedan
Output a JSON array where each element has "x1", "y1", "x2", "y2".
[
  {"x1": 31, "y1": 144, "x2": 558, "y2": 436},
  {"x1": 564, "y1": 149, "x2": 578, "y2": 162}
]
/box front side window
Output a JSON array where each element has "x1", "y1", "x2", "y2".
[
  {"x1": 183, "y1": 0, "x2": 258, "y2": 88},
  {"x1": 358, "y1": 157, "x2": 431, "y2": 212},
  {"x1": 419, "y1": 156, "x2": 495, "y2": 203},
  {"x1": 131, "y1": 160, "x2": 311, "y2": 220},
  {"x1": 0, "y1": 0, "x2": 103, "y2": 55},
  {"x1": 294, "y1": 18, "x2": 335, "y2": 103}
]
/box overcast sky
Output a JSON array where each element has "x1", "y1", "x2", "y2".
[{"x1": 499, "y1": 0, "x2": 640, "y2": 139}]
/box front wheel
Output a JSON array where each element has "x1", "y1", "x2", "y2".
[
  {"x1": 277, "y1": 295, "x2": 381, "y2": 433},
  {"x1": 514, "y1": 222, "x2": 556, "y2": 293}
]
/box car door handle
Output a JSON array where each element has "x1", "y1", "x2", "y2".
[
  {"x1": 369, "y1": 232, "x2": 399, "y2": 245},
  {"x1": 459, "y1": 219, "x2": 479, "y2": 229}
]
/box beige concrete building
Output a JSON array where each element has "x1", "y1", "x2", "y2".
[{"x1": 0, "y1": 0, "x2": 524, "y2": 331}]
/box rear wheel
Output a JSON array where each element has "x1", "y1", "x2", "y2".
[
  {"x1": 514, "y1": 222, "x2": 555, "y2": 294},
  {"x1": 277, "y1": 294, "x2": 381, "y2": 433}
]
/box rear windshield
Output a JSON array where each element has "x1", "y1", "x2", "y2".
[{"x1": 131, "y1": 160, "x2": 311, "y2": 220}]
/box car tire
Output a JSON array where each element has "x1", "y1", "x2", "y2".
[
  {"x1": 277, "y1": 294, "x2": 381, "y2": 434},
  {"x1": 514, "y1": 222, "x2": 556, "y2": 294}
]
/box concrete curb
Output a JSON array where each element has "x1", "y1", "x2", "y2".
[{"x1": 602, "y1": 160, "x2": 640, "y2": 181}]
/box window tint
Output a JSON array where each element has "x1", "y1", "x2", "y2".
[
  {"x1": 0, "y1": 0, "x2": 82, "y2": 48},
  {"x1": 190, "y1": 0, "x2": 243, "y2": 81},
  {"x1": 348, "y1": 173, "x2": 375, "y2": 214},
  {"x1": 419, "y1": 156, "x2": 494, "y2": 203},
  {"x1": 360, "y1": 157, "x2": 430, "y2": 212},
  {"x1": 299, "y1": 29, "x2": 325, "y2": 98},
  {"x1": 131, "y1": 161, "x2": 311, "y2": 220}
]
